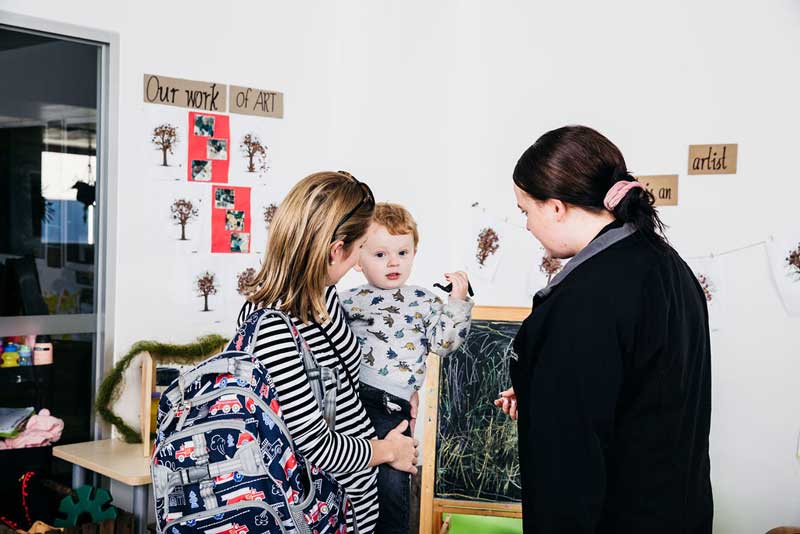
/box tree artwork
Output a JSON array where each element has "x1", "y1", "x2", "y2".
[
  {"x1": 237, "y1": 267, "x2": 257, "y2": 296},
  {"x1": 241, "y1": 133, "x2": 267, "y2": 173},
  {"x1": 263, "y1": 203, "x2": 278, "y2": 229},
  {"x1": 695, "y1": 273, "x2": 714, "y2": 302},
  {"x1": 171, "y1": 199, "x2": 199, "y2": 241},
  {"x1": 476, "y1": 227, "x2": 500, "y2": 266},
  {"x1": 152, "y1": 124, "x2": 177, "y2": 166},
  {"x1": 196, "y1": 271, "x2": 217, "y2": 312},
  {"x1": 786, "y1": 243, "x2": 800, "y2": 280},
  {"x1": 539, "y1": 253, "x2": 563, "y2": 283}
]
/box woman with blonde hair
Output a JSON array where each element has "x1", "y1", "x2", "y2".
[{"x1": 239, "y1": 171, "x2": 418, "y2": 534}]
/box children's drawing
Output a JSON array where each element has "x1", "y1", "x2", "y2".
[
  {"x1": 196, "y1": 271, "x2": 217, "y2": 312},
  {"x1": 463, "y1": 211, "x2": 507, "y2": 284},
  {"x1": 766, "y1": 234, "x2": 800, "y2": 316},
  {"x1": 152, "y1": 124, "x2": 177, "y2": 167},
  {"x1": 171, "y1": 199, "x2": 199, "y2": 241},
  {"x1": 263, "y1": 203, "x2": 278, "y2": 229},
  {"x1": 241, "y1": 133, "x2": 268, "y2": 173},
  {"x1": 237, "y1": 267, "x2": 257, "y2": 296},
  {"x1": 476, "y1": 227, "x2": 500, "y2": 266},
  {"x1": 539, "y1": 252, "x2": 563, "y2": 283},
  {"x1": 686, "y1": 256, "x2": 725, "y2": 331},
  {"x1": 787, "y1": 243, "x2": 800, "y2": 280}
]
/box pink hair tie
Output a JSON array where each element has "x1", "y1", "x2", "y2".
[{"x1": 604, "y1": 180, "x2": 644, "y2": 210}]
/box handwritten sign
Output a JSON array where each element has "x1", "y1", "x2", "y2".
[
  {"x1": 637, "y1": 174, "x2": 679, "y2": 206},
  {"x1": 688, "y1": 144, "x2": 737, "y2": 175},
  {"x1": 143, "y1": 74, "x2": 227, "y2": 112},
  {"x1": 229, "y1": 85, "x2": 284, "y2": 118}
]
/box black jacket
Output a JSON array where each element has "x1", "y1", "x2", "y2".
[{"x1": 511, "y1": 222, "x2": 713, "y2": 533}]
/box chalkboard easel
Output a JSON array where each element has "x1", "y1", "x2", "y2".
[{"x1": 419, "y1": 306, "x2": 529, "y2": 534}]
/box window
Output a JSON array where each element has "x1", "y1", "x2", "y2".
[{"x1": 0, "y1": 25, "x2": 108, "y2": 482}]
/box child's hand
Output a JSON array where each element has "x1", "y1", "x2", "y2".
[{"x1": 444, "y1": 271, "x2": 469, "y2": 301}]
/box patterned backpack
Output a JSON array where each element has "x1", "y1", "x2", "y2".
[{"x1": 151, "y1": 309, "x2": 351, "y2": 534}]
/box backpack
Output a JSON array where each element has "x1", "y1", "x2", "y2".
[{"x1": 151, "y1": 308, "x2": 353, "y2": 534}]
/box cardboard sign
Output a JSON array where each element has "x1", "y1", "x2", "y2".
[
  {"x1": 637, "y1": 174, "x2": 679, "y2": 206},
  {"x1": 229, "y1": 85, "x2": 284, "y2": 118},
  {"x1": 143, "y1": 74, "x2": 227, "y2": 112},
  {"x1": 688, "y1": 144, "x2": 738, "y2": 175}
]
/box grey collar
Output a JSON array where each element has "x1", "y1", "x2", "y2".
[{"x1": 536, "y1": 223, "x2": 637, "y2": 300}]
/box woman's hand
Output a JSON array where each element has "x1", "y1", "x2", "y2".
[
  {"x1": 409, "y1": 390, "x2": 419, "y2": 437},
  {"x1": 445, "y1": 271, "x2": 470, "y2": 301},
  {"x1": 370, "y1": 420, "x2": 419, "y2": 474},
  {"x1": 385, "y1": 420, "x2": 419, "y2": 474},
  {"x1": 494, "y1": 387, "x2": 518, "y2": 420}
]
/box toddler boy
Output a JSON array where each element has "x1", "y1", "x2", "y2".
[{"x1": 341, "y1": 203, "x2": 473, "y2": 534}]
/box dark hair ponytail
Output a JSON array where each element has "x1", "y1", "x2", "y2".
[
  {"x1": 608, "y1": 166, "x2": 667, "y2": 246},
  {"x1": 513, "y1": 125, "x2": 668, "y2": 248}
]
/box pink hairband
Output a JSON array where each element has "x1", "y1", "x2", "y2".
[{"x1": 604, "y1": 180, "x2": 644, "y2": 210}]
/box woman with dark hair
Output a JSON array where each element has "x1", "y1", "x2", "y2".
[{"x1": 495, "y1": 126, "x2": 713, "y2": 533}]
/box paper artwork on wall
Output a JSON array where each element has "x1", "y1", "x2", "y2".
[
  {"x1": 686, "y1": 256, "x2": 725, "y2": 332},
  {"x1": 263, "y1": 203, "x2": 279, "y2": 231},
  {"x1": 195, "y1": 270, "x2": 218, "y2": 312},
  {"x1": 188, "y1": 111, "x2": 230, "y2": 183},
  {"x1": 766, "y1": 234, "x2": 800, "y2": 317},
  {"x1": 463, "y1": 212, "x2": 506, "y2": 283},
  {"x1": 236, "y1": 267, "x2": 257, "y2": 297},
  {"x1": 240, "y1": 133, "x2": 269, "y2": 175},
  {"x1": 145, "y1": 106, "x2": 186, "y2": 181},
  {"x1": 211, "y1": 185, "x2": 251, "y2": 253},
  {"x1": 170, "y1": 198, "x2": 199, "y2": 241},
  {"x1": 152, "y1": 124, "x2": 178, "y2": 168}
]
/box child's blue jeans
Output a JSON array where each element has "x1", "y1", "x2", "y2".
[{"x1": 359, "y1": 382, "x2": 413, "y2": 534}]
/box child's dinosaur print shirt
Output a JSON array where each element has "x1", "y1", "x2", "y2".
[{"x1": 340, "y1": 284, "x2": 473, "y2": 399}]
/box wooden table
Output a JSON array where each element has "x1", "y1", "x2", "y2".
[{"x1": 53, "y1": 439, "x2": 151, "y2": 534}]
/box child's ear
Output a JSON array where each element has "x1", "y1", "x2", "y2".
[{"x1": 354, "y1": 257, "x2": 363, "y2": 273}]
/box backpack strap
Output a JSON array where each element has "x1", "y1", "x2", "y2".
[{"x1": 237, "y1": 308, "x2": 340, "y2": 431}]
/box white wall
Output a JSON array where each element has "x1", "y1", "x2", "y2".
[{"x1": 2, "y1": 1, "x2": 799, "y2": 531}]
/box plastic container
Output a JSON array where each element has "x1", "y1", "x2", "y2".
[
  {"x1": 33, "y1": 335, "x2": 53, "y2": 366},
  {"x1": 18, "y1": 345, "x2": 32, "y2": 366},
  {"x1": 2, "y1": 343, "x2": 20, "y2": 368}
]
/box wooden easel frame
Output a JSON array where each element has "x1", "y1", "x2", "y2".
[
  {"x1": 418, "y1": 306, "x2": 530, "y2": 534},
  {"x1": 140, "y1": 344, "x2": 224, "y2": 457}
]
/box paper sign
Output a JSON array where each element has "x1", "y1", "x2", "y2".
[
  {"x1": 637, "y1": 174, "x2": 679, "y2": 206},
  {"x1": 211, "y1": 186, "x2": 251, "y2": 253},
  {"x1": 144, "y1": 74, "x2": 227, "y2": 112},
  {"x1": 688, "y1": 144, "x2": 738, "y2": 175},
  {"x1": 187, "y1": 112, "x2": 230, "y2": 183},
  {"x1": 229, "y1": 85, "x2": 284, "y2": 118}
]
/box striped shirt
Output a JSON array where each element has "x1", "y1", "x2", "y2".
[{"x1": 238, "y1": 286, "x2": 379, "y2": 534}]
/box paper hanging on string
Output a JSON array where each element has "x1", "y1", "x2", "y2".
[{"x1": 766, "y1": 234, "x2": 800, "y2": 317}]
